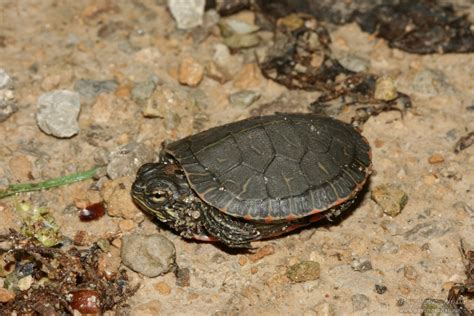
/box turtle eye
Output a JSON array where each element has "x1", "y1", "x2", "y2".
[{"x1": 150, "y1": 190, "x2": 168, "y2": 204}]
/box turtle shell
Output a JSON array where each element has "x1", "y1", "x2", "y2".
[{"x1": 165, "y1": 113, "x2": 371, "y2": 221}]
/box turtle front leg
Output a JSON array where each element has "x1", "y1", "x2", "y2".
[{"x1": 201, "y1": 205, "x2": 260, "y2": 248}]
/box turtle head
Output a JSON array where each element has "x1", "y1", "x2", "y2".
[
  {"x1": 132, "y1": 162, "x2": 183, "y2": 222},
  {"x1": 132, "y1": 161, "x2": 208, "y2": 239}
]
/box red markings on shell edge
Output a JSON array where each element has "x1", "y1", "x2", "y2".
[
  {"x1": 309, "y1": 212, "x2": 326, "y2": 223},
  {"x1": 244, "y1": 215, "x2": 253, "y2": 221},
  {"x1": 264, "y1": 216, "x2": 275, "y2": 224}
]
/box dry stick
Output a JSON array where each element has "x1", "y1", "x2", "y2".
[{"x1": 0, "y1": 166, "x2": 101, "y2": 199}]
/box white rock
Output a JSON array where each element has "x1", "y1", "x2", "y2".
[
  {"x1": 36, "y1": 90, "x2": 81, "y2": 138},
  {"x1": 0, "y1": 69, "x2": 12, "y2": 90},
  {"x1": 168, "y1": 0, "x2": 205, "y2": 30}
]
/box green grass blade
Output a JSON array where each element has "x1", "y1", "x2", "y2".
[{"x1": 0, "y1": 166, "x2": 101, "y2": 199}]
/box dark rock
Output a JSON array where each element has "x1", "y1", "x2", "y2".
[{"x1": 374, "y1": 284, "x2": 387, "y2": 294}]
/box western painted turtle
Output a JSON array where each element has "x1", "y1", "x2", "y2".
[{"x1": 131, "y1": 113, "x2": 372, "y2": 248}]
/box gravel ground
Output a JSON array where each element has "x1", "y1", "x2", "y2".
[{"x1": 0, "y1": 1, "x2": 473, "y2": 315}]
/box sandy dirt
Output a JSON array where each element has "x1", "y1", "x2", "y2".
[{"x1": 0, "y1": 1, "x2": 473, "y2": 315}]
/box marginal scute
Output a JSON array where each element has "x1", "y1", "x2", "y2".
[{"x1": 166, "y1": 113, "x2": 371, "y2": 220}]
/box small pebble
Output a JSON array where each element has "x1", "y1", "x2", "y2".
[
  {"x1": 440, "y1": 164, "x2": 462, "y2": 180},
  {"x1": 398, "y1": 283, "x2": 412, "y2": 296},
  {"x1": 351, "y1": 257, "x2": 373, "y2": 272},
  {"x1": 371, "y1": 184, "x2": 409, "y2": 217},
  {"x1": 278, "y1": 14, "x2": 305, "y2": 31},
  {"x1": 73, "y1": 79, "x2": 118, "y2": 105},
  {"x1": 378, "y1": 241, "x2": 399, "y2": 254},
  {"x1": 219, "y1": 19, "x2": 259, "y2": 36},
  {"x1": 70, "y1": 290, "x2": 101, "y2": 314},
  {"x1": 351, "y1": 294, "x2": 370, "y2": 311},
  {"x1": 338, "y1": 54, "x2": 370, "y2": 73},
  {"x1": 224, "y1": 33, "x2": 260, "y2": 49},
  {"x1": 404, "y1": 220, "x2": 453, "y2": 240},
  {"x1": 36, "y1": 90, "x2": 81, "y2": 138},
  {"x1": 233, "y1": 63, "x2": 263, "y2": 89},
  {"x1": 0, "y1": 88, "x2": 17, "y2": 122},
  {"x1": 0, "y1": 68, "x2": 12, "y2": 89},
  {"x1": 428, "y1": 153, "x2": 445, "y2": 164},
  {"x1": 229, "y1": 90, "x2": 261, "y2": 107},
  {"x1": 178, "y1": 57, "x2": 204, "y2": 87},
  {"x1": 191, "y1": 9, "x2": 220, "y2": 43},
  {"x1": 403, "y1": 265, "x2": 418, "y2": 281},
  {"x1": 0, "y1": 253, "x2": 15, "y2": 277},
  {"x1": 106, "y1": 142, "x2": 154, "y2": 179},
  {"x1": 111, "y1": 238, "x2": 122, "y2": 249},
  {"x1": 17, "y1": 275, "x2": 33, "y2": 291},
  {"x1": 154, "y1": 281, "x2": 172, "y2": 295},
  {"x1": 131, "y1": 80, "x2": 157, "y2": 105},
  {"x1": 248, "y1": 244, "x2": 275, "y2": 262},
  {"x1": 421, "y1": 298, "x2": 458, "y2": 316},
  {"x1": 0, "y1": 288, "x2": 15, "y2": 303},
  {"x1": 238, "y1": 256, "x2": 248, "y2": 266},
  {"x1": 454, "y1": 131, "x2": 474, "y2": 153},
  {"x1": 175, "y1": 267, "x2": 191, "y2": 287},
  {"x1": 445, "y1": 129, "x2": 457, "y2": 141},
  {"x1": 142, "y1": 84, "x2": 193, "y2": 130},
  {"x1": 374, "y1": 284, "x2": 387, "y2": 294},
  {"x1": 213, "y1": 43, "x2": 243, "y2": 76},
  {"x1": 96, "y1": 239, "x2": 111, "y2": 252},
  {"x1": 205, "y1": 61, "x2": 229, "y2": 83},
  {"x1": 73, "y1": 230, "x2": 93, "y2": 246},
  {"x1": 287, "y1": 260, "x2": 321, "y2": 283},
  {"x1": 374, "y1": 76, "x2": 398, "y2": 101},
  {"x1": 168, "y1": 0, "x2": 205, "y2": 30},
  {"x1": 101, "y1": 177, "x2": 141, "y2": 219},
  {"x1": 98, "y1": 249, "x2": 122, "y2": 280},
  {"x1": 121, "y1": 233, "x2": 176, "y2": 277}
]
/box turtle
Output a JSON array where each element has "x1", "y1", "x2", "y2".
[{"x1": 131, "y1": 113, "x2": 372, "y2": 248}]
